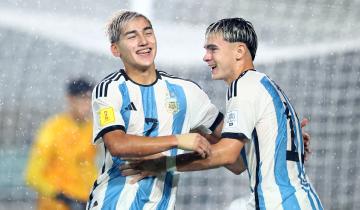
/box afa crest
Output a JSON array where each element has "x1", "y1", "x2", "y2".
[{"x1": 165, "y1": 93, "x2": 179, "y2": 114}]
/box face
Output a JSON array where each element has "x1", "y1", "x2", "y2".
[
  {"x1": 67, "y1": 93, "x2": 92, "y2": 122},
  {"x1": 112, "y1": 17, "x2": 157, "y2": 71},
  {"x1": 203, "y1": 33, "x2": 238, "y2": 84}
]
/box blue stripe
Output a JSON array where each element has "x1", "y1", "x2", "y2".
[
  {"x1": 130, "y1": 86, "x2": 158, "y2": 210},
  {"x1": 257, "y1": 162, "x2": 265, "y2": 209},
  {"x1": 277, "y1": 82, "x2": 323, "y2": 209},
  {"x1": 100, "y1": 82, "x2": 131, "y2": 209},
  {"x1": 101, "y1": 158, "x2": 126, "y2": 210},
  {"x1": 157, "y1": 81, "x2": 187, "y2": 210},
  {"x1": 253, "y1": 130, "x2": 265, "y2": 210},
  {"x1": 309, "y1": 186, "x2": 323, "y2": 210},
  {"x1": 119, "y1": 82, "x2": 131, "y2": 130},
  {"x1": 241, "y1": 148, "x2": 253, "y2": 192},
  {"x1": 281, "y1": 91, "x2": 319, "y2": 209},
  {"x1": 260, "y1": 77, "x2": 301, "y2": 210}
]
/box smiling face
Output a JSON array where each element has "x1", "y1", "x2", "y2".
[
  {"x1": 203, "y1": 33, "x2": 239, "y2": 84},
  {"x1": 111, "y1": 16, "x2": 157, "y2": 72}
]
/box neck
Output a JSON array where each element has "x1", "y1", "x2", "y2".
[
  {"x1": 125, "y1": 64, "x2": 157, "y2": 85},
  {"x1": 226, "y1": 63, "x2": 255, "y2": 85}
]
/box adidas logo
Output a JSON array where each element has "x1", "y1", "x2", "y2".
[
  {"x1": 125, "y1": 102, "x2": 137, "y2": 111},
  {"x1": 93, "y1": 200, "x2": 98, "y2": 207}
]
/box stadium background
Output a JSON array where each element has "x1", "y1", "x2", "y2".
[{"x1": 0, "y1": 0, "x2": 359, "y2": 209}]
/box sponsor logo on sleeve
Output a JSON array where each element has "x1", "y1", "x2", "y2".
[{"x1": 98, "y1": 107, "x2": 115, "y2": 126}]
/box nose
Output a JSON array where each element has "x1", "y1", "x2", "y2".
[
  {"x1": 203, "y1": 51, "x2": 211, "y2": 63},
  {"x1": 138, "y1": 34, "x2": 148, "y2": 46}
]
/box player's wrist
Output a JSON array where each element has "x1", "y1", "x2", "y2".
[
  {"x1": 175, "y1": 133, "x2": 195, "y2": 150},
  {"x1": 165, "y1": 156, "x2": 177, "y2": 172}
]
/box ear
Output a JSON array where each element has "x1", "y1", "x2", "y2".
[
  {"x1": 110, "y1": 43, "x2": 121, "y2": 57},
  {"x1": 235, "y1": 43, "x2": 247, "y2": 60}
]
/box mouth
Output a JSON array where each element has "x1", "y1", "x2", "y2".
[
  {"x1": 209, "y1": 65, "x2": 217, "y2": 72},
  {"x1": 136, "y1": 48, "x2": 152, "y2": 55}
]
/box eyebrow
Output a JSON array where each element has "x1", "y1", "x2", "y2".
[
  {"x1": 144, "y1": 26, "x2": 153, "y2": 31},
  {"x1": 124, "y1": 26, "x2": 153, "y2": 36},
  {"x1": 204, "y1": 44, "x2": 218, "y2": 49}
]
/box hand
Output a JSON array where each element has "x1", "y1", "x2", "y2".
[
  {"x1": 301, "y1": 118, "x2": 311, "y2": 161},
  {"x1": 176, "y1": 133, "x2": 211, "y2": 158},
  {"x1": 55, "y1": 193, "x2": 86, "y2": 210},
  {"x1": 120, "y1": 156, "x2": 167, "y2": 183},
  {"x1": 122, "y1": 169, "x2": 158, "y2": 184}
]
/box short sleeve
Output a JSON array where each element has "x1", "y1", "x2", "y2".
[
  {"x1": 186, "y1": 84, "x2": 223, "y2": 132},
  {"x1": 221, "y1": 96, "x2": 256, "y2": 140},
  {"x1": 92, "y1": 82, "x2": 125, "y2": 144}
]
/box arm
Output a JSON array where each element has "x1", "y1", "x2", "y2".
[
  {"x1": 120, "y1": 137, "x2": 246, "y2": 179},
  {"x1": 202, "y1": 121, "x2": 247, "y2": 175},
  {"x1": 25, "y1": 124, "x2": 57, "y2": 197},
  {"x1": 104, "y1": 130, "x2": 211, "y2": 158},
  {"x1": 176, "y1": 138, "x2": 245, "y2": 173}
]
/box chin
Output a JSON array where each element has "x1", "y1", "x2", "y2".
[{"x1": 211, "y1": 74, "x2": 223, "y2": 81}]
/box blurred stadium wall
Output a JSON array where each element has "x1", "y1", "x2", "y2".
[{"x1": 0, "y1": 0, "x2": 359, "y2": 209}]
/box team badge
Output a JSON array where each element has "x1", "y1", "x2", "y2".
[
  {"x1": 226, "y1": 111, "x2": 238, "y2": 127},
  {"x1": 98, "y1": 107, "x2": 115, "y2": 126},
  {"x1": 165, "y1": 92, "x2": 179, "y2": 114}
]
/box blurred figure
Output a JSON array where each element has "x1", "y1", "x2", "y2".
[{"x1": 25, "y1": 78, "x2": 97, "y2": 210}]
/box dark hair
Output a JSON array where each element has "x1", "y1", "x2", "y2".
[
  {"x1": 206, "y1": 17, "x2": 258, "y2": 60},
  {"x1": 66, "y1": 78, "x2": 94, "y2": 96}
]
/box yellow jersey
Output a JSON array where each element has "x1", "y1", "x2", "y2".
[{"x1": 25, "y1": 113, "x2": 97, "y2": 203}]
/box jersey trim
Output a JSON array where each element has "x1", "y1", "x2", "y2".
[
  {"x1": 120, "y1": 69, "x2": 160, "y2": 87},
  {"x1": 286, "y1": 151, "x2": 304, "y2": 162},
  {"x1": 95, "y1": 71, "x2": 123, "y2": 98},
  {"x1": 158, "y1": 71, "x2": 202, "y2": 89},
  {"x1": 221, "y1": 132, "x2": 248, "y2": 140},
  {"x1": 227, "y1": 69, "x2": 255, "y2": 100},
  {"x1": 209, "y1": 112, "x2": 224, "y2": 132},
  {"x1": 253, "y1": 129, "x2": 264, "y2": 210},
  {"x1": 94, "y1": 125, "x2": 125, "y2": 142}
]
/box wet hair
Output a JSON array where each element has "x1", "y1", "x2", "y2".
[
  {"x1": 106, "y1": 10, "x2": 152, "y2": 44},
  {"x1": 66, "y1": 77, "x2": 94, "y2": 96},
  {"x1": 206, "y1": 17, "x2": 258, "y2": 60}
]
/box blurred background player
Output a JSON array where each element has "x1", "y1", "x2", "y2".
[{"x1": 25, "y1": 78, "x2": 97, "y2": 210}]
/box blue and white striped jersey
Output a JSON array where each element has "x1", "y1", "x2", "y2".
[
  {"x1": 222, "y1": 70, "x2": 323, "y2": 210},
  {"x1": 88, "y1": 69, "x2": 222, "y2": 210}
]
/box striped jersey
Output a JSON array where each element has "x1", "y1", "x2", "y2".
[
  {"x1": 221, "y1": 70, "x2": 323, "y2": 210},
  {"x1": 88, "y1": 69, "x2": 222, "y2": 210}
]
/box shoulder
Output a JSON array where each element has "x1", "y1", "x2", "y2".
[
  {"x1": 37, "y1": 113, "x2": 69, "y2": 134},
  {"x1": 93, "y1": 70, "x2": 126, "y2": 99},
  {"x1": 158, "y1": 70, "x2": 202, "y2": 90},
  {"x1": 228, "y1": 71, "x2": 268, "y2": 101}
]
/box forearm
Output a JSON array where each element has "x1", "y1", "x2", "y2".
[
  {"x1": 176, "y1": 139, "x2": 242, "y2": 172},
  {"x1": 104, "y1": 131, "x2": 177, "y2": 157},
  {"x1": 224, "y1": 155, "x2": 247, "y2": 175}
]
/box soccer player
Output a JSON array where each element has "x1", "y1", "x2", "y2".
[
  {"x1": 86, "y1": 10, "x2": 225, "y2": 210},
  {"x1": 25, "y1": 78, "x2": 97, "y2": 210},
  {"x1": 121, "y1": 18, "x2": 323, "y2": 210}
]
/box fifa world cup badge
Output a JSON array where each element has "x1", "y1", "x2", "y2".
[
  {"x1": 226, "y1": 111, "x2": 238, "y2": 127},
  {"x1": 165, "y1": 93, "x2": 179, "y2": 114}
]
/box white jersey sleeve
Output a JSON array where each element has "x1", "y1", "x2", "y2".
[
  {"x1": 186, "y1": 83, "x2": 223, "y2": 132},
  {"x1": 222, "y1": 77, "x2": 267, "y2": 140},
  {"x1": 92, "y1": 82, "x2": 125, "y2": 144}
]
